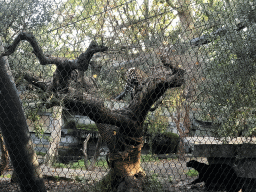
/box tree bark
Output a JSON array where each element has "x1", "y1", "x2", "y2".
[
  {"x1": 62, "y1": 67, "x2": 184, "y2": 191},
  {"x1": 2, "y1": 33, "x2": 185, "y2": 191},
  {"x1": 1, "y1": 32, "x2": 108, "y2": 92},
  {"x1": 0, "y1": 133, "x2": 9, "y2": 176},
  {"x1": 0, "y1": 39, "x2": 46, "y2": 192}
]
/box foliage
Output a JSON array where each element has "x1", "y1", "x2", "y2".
[
  {"x1": 146, "y1": 107, "x2": 170, "y2": 134},
  {"x1": 0, "y1": 0, "x2": 52, "y2": 40},
  {"x1": 164, "y1": 132, "x2": 180, "y2": 140},
  {"x1": 152, "y1": 132, "x2": 180, "y2": 154},
  {"x1": 56, "y1": 0, "x2": 177, "y2": 48},
  {"x1": 49, "y1": 0, "x2": 180, "y2": 100},
  {"x1": 36, "y1": 151, "x2": 46, "y2": 156},
  {"x1": 96, "y1": 74, "x2": 126, "y2": 99},
  {"x1": 168, "y1": 176, "x2": 173, "y2": 183},
  {"x1": 92, "y1": 171, "x2": 113, "y2": 192},
  {"x1": 141, "y1": 154, "x2": 159, "y2": 162},
  {"x1": 107, "y1": 0, "x2": 177, "y2": 48},
  {"x1": 0, "y1": 0, "x2": 57, "y2": 93},
  {"x1": 0, "y1": 174, "x2": 12, "y2": 179},
  {"x1": 186, "y1": 169, "x2": 199, "y2": 177},
  {"x1": 197, "y1": 0, "x2": 256, "y2": 137},
  {"x1": 26, "y1": 108, "x2": 45, "y2": 138},
  {"x1": 143, "y1": 173, "x2": 164, "y2": 192}
]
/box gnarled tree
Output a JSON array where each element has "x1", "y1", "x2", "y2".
[{"x1": 1, "y1": 32, "x2": 184, "y2": 191}]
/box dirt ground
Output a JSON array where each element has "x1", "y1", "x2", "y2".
[{"x1": 0, "y1": 157, "x2": 208, "y2": 192}]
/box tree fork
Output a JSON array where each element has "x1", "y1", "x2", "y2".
[
  {"x1": 1, "y1": 32, "x2": 108, "y2": 92},
  {"x1": 2, "y1": 32, "x2": 185, "y2": 191}
]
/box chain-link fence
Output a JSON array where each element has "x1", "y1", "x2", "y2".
[{"x1": 0, "y1": 0, "x2": 256, "y2": 191}]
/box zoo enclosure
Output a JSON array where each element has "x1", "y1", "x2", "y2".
[{"x1": 0, "y1": 0, "x2": 256, "y2": 191}]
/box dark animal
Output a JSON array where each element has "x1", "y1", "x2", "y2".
[{"x1": 186, "y1": 160, "x2": 242, "y2": 192}]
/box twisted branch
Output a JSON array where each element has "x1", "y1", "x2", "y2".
[
  {"x1": 1, "y1": 32, "x2": 108, "y2": 70},
  {"x1": 1, "y1": 32, "x2": 108, "y2": 92}
]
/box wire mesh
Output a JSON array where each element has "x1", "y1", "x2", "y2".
[{"x1": 0, "y1": 0, "x2": 256, "y2": 191}]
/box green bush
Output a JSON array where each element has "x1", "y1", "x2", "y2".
[
  {"x1": 152, "y1": 132, "x2": 180, "y2": 154},
  {"x1": 186, "y1": 169, "x2": 199, "y2": 177},
  {"x1": 163, "y1": 132, "x2": 179, "y2": 140}
]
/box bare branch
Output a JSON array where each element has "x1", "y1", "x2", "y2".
[
  {"x1": 1, "y1": 32, "x2": 75, "y2": 67},
  {"x1": 77, "y1": 41, "x2": 108, "y2": 71},
  {"x1": 2, "y1": 32, "x2": 184, "y2": 143},
  {"x1": 115, "y1": 90, "x2": 127, "y2": 101},
  {"x1": 63, "y1": 96, "x2": 138, "y2": 134},
  {"x1": 62, "y1": 61, "x2": 184, "y2": 136},
  {"x1": 190, "y1": 23, "x2": 246, "y2": 46},
  {"x1": 1, "y1": 32, "x2": 108, "y2": 71},
  {"x1": 128, "y1": 65, "x2": 185, "y2": 123},
  {"x1": 24, "y1": 73, "x2": 47, "y2": 92},
  {"x1": 1, "y1": 32, "x2": 108, "y2": 78},
  {"x1": 2, "y1": 32, "x2": 108, "y2": 92}
]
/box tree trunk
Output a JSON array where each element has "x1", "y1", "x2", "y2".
[
  {"x1": 0, "y1": 133, "x2": 9, "y2": 176},
  {"x1": 12, "y1": 139, "x2": 43, "y2": 183},
  {"x1": 0, "y1": 39, "x2": 46, "y2": 192},
  {"x1": 44, "y1": 106, "x2": 62, "y2": 166},
  {"x1": 106, "y1": 146, "x2": 146, "y2": 192},
  {"x1": 1, "y1": 33, "x2": 185, "y2": 191}
]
